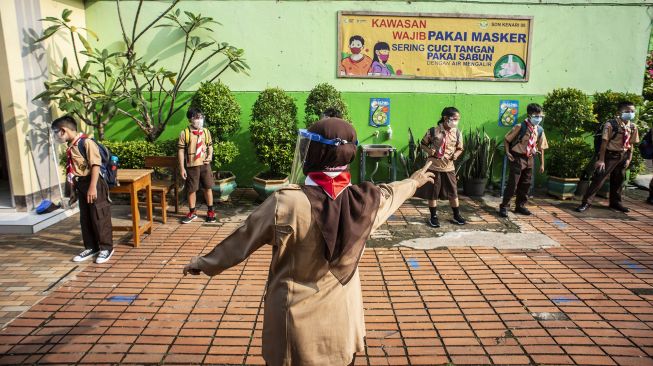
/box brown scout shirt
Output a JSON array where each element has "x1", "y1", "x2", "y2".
[
  {"x1": 421, "y1": 125, "x2": 464, "y2": 172},
  {"x1": 190, "y1": 179, "x2": 418, "y2": 366},
  {"x1": 177, "y1": 127, "x2": 213, "y2": 167},
  {"x1": 505, "y1": 122, "x2": 549, "y2": 156},
  {"x1": 603, "y1": 119, "x2": 640, "y2": 152},
  {"x1": 68, "y1": 133, "x2": 102, "y2": 177}
]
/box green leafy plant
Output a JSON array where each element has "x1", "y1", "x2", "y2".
[
  {"x1": 546, "y1": 138, "x2": 592, "y2": 178},
  {"x1": 592, "y1": 90, "x2": 643, "y2": 126},
  {"x1": 102, "y1": 140, "x2": 168, "y2": 169},
  {"x1": 34, "y1": 3, "x2": 249, "y2": 142},
  {"x1": 401, "y1": 127, "x2": 427, "y2": 176},
  {"x1": 250, "y1": 88, "x2": 298, "y2": 177},
  {"x1": 190, "y1": 81, "x2": 241, "y2": 141},
  {"x1": 212, "y1": 141, "x2": 239, "y2": 170},
  {"x1": 304, "y1": 83, "x2": 350, "y2": 127},
  {"x1": 639, "y1": 100, "x2": 653, "y2": 130},
  {"x1": 543, "y1": 88, "x2": 596, "y2": 140},
  {"x1": 460, "y1": 129, "x2": 498, "y2": 181}
]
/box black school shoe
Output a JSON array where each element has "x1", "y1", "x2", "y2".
[
  {"x1": 609, "y1": 203, "x2": 630, "y2": 213},
  {"x1": 498, "y1": 205, "x2": 508, "y2": 218},
  {"x1": 451, "y1": 214, "x2": 466, "y2": 225},
  {"x1": 647, "y1": 196, "x2": 653, "y2": 205},
  {"x1": 514, "y1": 206, "x2": 532, "y2": 216},
  {"x1": 575, "y1": 202, "x2": 591, "y2": 213},
  {"x1": 428, "y1": 216, "x2": 440, "y2": 228}
]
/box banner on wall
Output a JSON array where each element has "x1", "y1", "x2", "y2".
[
  {"x1": 498, "y1": 100, "x2": 519, "y2": 127},
  {"x1": 369, "y1": 98, "x2": 390, "y2": 127},
  {"x1": 338, "y1": 11, "x2": 532, "y2": 82}
]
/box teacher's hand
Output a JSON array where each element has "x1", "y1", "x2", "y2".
[{"x1": 410, "y1": 161, "x2": 435, "y2": 187}]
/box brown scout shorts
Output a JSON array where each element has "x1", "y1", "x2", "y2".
[
  {"x1": 414, "y1": 170, "x2": 458, "y2": 201},
  {"x1": 186, "y1": 164, "x2": 214, "y2": 192}
]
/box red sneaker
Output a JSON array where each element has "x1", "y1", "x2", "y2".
[{"x1": 206, "y1": 210, "x2": 217, "y2": 223}]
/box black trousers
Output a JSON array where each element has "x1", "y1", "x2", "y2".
[
  {"x1": 502, "y1": 153, "x2": 533, "y2": 207},
  {"x1": 582, "y1": 151, "x2": 627, "y2": 205},
  {"x1": 76, "y1": 177, "x2": 113, "y2": 251}
]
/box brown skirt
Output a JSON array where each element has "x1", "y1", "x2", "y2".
[{"x1": 414, "y1": 170, "x2": 458, "y2": 200}]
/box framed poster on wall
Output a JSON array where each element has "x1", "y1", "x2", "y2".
[{"x1": 337, "y1": 11, "x2": 533, "y2": 82}]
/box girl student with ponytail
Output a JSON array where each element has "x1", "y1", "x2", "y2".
[{"x1": 414, "y1": 107, "x2": 466, "y2": 227}]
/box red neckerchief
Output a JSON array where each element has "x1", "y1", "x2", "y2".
[
  {"x1": 66, "y1": 133, "x2": 87, "y2": 183},
  {"x1": 436, "y1": 126, "x2": 448, "y2": 159},
  {"x1": 305, "y1": 171, "x2": 352, "y2": 200},
  {"x1": 525, "y1": 120, "x2": 537, "y2": 157},
  {"x1": 622, "y1": 121, "x2": 631, "y2": 149},
  {"x1": 192, "y1": 129, "x2": 204, "y2": 161}
]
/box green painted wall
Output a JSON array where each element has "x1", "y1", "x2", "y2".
[
  {"x1": 85, "y1": 0, "x2": 652, "y2": 186},
  {"x1": 85, "y1": 0, "x2": 651, "y2": 94}
]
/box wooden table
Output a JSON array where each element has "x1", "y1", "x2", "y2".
[{"x1": 110, "y1": 169, "x2": 153, "y2": 247}]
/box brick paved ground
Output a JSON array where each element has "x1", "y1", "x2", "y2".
[{"x1": 1, "y1": 189, "x2": 653, "y2": 365}]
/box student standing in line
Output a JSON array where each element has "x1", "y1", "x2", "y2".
[
  {"x1": 178, "y1": 107, "x2": 216, "y2": 223},
  {"x1": 414, "y1": 107, "x2": 466, "y2": 227},
  {"x1": 576, "y1": 101, "x2": 639, "y2": 213},
  {"x1": 51, "y1": 116, "x2": 114, "y2": 264},
  {"x1": 499, "y1": 103, "x2": 548, "y2": 217}
]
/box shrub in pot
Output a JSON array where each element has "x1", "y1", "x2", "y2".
[
  {"x1": 190, "y1": 81, "x2": 242, "y2": 200},
  {"x1": 460, "y1": 128, "x2": 497, "y2": 196},
  {"x1": 543, "y1": 88, "x2": 596, "y2": 139},
  {"x1": 304, "y1": 83, "x2": 350, "y2": 127},
  {"x1": 250, "y1": 87, "x2": 297, "y2": 199},
  {"x1": 546, "y1": 138, "x2": 592, "y2": 199}
]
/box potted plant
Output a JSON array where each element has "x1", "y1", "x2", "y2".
[
  {"x1": 190, "y1": 81, "x2": 241, "y2": 201},
  {"x1": 546, "y1": 138, "x2": 592, "y2": 199},
  {"x1": 460, "y1": 129, "x2": 497, "y2": 196},
  {"x1": 304, "y1": 83, "x2": 350, "y2": 127},
  {"x1": 543, "y1": 88, "x2": 596, "y2": 198},
  {"x1": 250, "y1": 88, "x2": 297, "y2": 200}
]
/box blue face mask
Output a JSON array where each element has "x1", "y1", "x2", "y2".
[
  {"x1": 621, "y1": 112, "x2": 635, "y2": 121},
  {"x1": 530, "y1": 116, "x2": 543, "y2": 125}
]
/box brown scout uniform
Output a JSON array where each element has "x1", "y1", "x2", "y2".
[
  {"x1": 189, "y1": 179, "x2": 418, "y2": 366},
  {"x1": 502, "y1": 122, "x2": 548, "y2": 207},
  {"x1": 177, "y1": 128, "x2": 214, "y2": 192},
  {"x1": 414, "y1": 124, "x2": 463, "y2": 200},
  {"x1": 69, "y1": 133, "x2": 113, "y2": 252},
  {"x1": 583, "y1": 119, "x2": 639, "y2": 205}
]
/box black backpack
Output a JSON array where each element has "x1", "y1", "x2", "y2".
[
  {"x1": 429, "y1": 126, "x2": 461, "y2": 150},
  {"x1": 593, "y1": 119, "x2": 629, "y2": 156},
  {"x1": 78, "y1": 138, "x2": 119, "y2": 188},
  {"x1": 509, "y1": 122, "x2": 543, "y2": 150},
  {"x1": 639, "y1": 129, "x2": 653, "y2": 159}
]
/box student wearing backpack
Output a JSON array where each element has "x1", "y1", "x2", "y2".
[
  {"x1": 51, "y1": 115, "x2": 114, "y2": 264},
  {"x1": 576, "y1": 101, "x2": 639, "y2": 213},
  {"x1": 414, "y1": 107, "x2": 466, "y2": 227},
  {"x1": 499, "y1": 103, "x2": 548, "y2": 217},
  {"x1": 179, "y1": 108, "x2": 216, "y2": 224},
  {"x1": 639, "y1": 127, "x2": 653, "y2": 204}
]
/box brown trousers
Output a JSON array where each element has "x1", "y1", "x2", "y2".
[
  {"x1": 582, "y1": 151, "x2": 628, "y2": 205},
  {"x1": 502, "y1": 153, "x2": 533, "y2": 207},
  {"x1": 76, "y1": 176, "x2": 113, "y2": 252}
]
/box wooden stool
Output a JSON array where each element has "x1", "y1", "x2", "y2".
[{"x1": 144, "y1": 156, "x2": 181, "y2": 224}]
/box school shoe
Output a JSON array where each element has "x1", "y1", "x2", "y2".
[
  {"x1": 647, "y1": 196, "x2": 653, "y2": 205},
  {"x1": 514, "y1": 206, "x2": 532, "y2": 216},
  {"x1": 181, "y1": 212, "x2": 197, "y2": 224},
  {"x1": 575, "y1": 202, "x2": 591, "y2": 213},
  {"x1": 428, "y1": 216, "x2": 440, "y2": 228},
  {"x1": 95, "y1": 249, "x2": 114, "y2": 264},
  {"x1": 206, "y1": 211, "x2": 217, "y2": 223},
  {"x1": 452, "y1": 214, "x2": 466, "y2": 225},
  {"x1": 609, "y1": 203, "x2": 630, "y2": 213},
  {"x1": 498, "y1": 205, "x2": 508, "y2": 218},
  {"x1": 72, "y1": 249, "x2": 98, "y2": 262}
]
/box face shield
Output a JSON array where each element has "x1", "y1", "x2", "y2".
[{"x1": 289, "y1": 129, "x2": 358, "y2": 184}]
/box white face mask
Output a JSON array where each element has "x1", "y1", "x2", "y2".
[
  {"x1": 447, "y1": 120, "x2": 459, "y2": 129},
  {"x1": 53, "y1": 130, "x2": 66, "y2": 144},
  {"x1": 191, "y1": 118, "x2": 204, "y2": 129},
  {"x1": 530, "y1": 116, "x2": 543, "y2": 125},
  {"x1": 621, "y1": 112, "x2": 635, "y2": 121}
]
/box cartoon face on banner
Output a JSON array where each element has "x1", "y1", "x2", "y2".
[{"x1": 338, "y1": 12, "x2": 532, "y2": 81}]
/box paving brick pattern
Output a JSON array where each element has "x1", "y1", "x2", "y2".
[{"x1": 1, "y1": 189, "x2": 653, "y2": 365}]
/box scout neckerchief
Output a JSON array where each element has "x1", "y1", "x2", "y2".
[
  {"x1": 525, "y1": 119, "x2": 537, "y2": 157},
  {"x1": 436, "y1": 125, "x2": 448, "y2": 159},
  {"x1": 66, "y1": 133, "x2": 87, "y2": 184},
  {"x1": 192, "y1": 129, "x2": 204, "y2": 161},
  {"x1": 622, "y1": 121, "x2": 632, "y2": 149},
  {"x1": 305, "y1": 171, "x2": 352, "y2": 200}
]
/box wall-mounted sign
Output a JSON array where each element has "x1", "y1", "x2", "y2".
[
  {"x1": 369, "y1": 98, "x2": 390, "y2": 127},
  {"x1": 338, "y1": 11, "x2": 532, "y2": 82},
  {"x1": 498, "y1": 100, "x2": 519, "y2": 127}
]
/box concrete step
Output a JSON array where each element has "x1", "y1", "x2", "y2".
[{"x1": 0, "y1": 207, "x2": 79, "y2": 234}]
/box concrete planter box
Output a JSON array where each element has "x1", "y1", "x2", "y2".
[
  {"x1": 547, "y1": 176, "x2": 579, "y2": 200},
  {"x1": 252, "y1": 173, "x2": 288, "y2": 201},
  {"x1": 212, "y1": 171, "x2": 237, "y2": 202}
]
